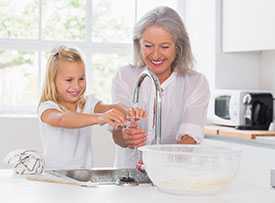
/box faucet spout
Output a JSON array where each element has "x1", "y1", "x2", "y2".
[{"x1": 132, "y1": 69, "x2": 162, "y2": 144}]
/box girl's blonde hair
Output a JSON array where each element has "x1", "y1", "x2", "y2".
[{"x1": 39, "y1": 46, "x2": 86, "y2": 109}]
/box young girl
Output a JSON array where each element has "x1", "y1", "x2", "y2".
[{"x1": 38, "y1": 46, "x2": 145, "y2": 170}]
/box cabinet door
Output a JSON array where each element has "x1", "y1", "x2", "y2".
[{"x1": 223, "y1": 0, "x2": 275, "y2": 52}]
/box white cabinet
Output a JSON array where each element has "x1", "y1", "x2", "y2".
[{"x1": 223, "y1": 0, "x2": 275, "y2": 52}]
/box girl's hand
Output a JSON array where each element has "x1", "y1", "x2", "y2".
[
  {"x1": 127, "y1": 107, "x2": 146, "y2": 121},
  {"x1": 97, "y1": 108, "x2": 126, "y2": 127},
  {"x1": 177, "y1": 134, "x2": 197, "y2": 144}
]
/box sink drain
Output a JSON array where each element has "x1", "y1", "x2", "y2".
[{"x1": 117, "y1": 176, "x2": 138, "y2": 186}]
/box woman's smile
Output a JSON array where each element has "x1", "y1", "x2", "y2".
[
  {"x1": 140, "y1": 25, "x2": 176, "y2": 83},
  {"x1": 151, "y1": 59, "x2": 165, "y2": 65}
]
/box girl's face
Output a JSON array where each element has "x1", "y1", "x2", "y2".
[
  {"x1": 55, "y1": 61, "x2": 86, "y2": 106},
  {"x1": 140, "y1": 25, "x2": 176, "y2": 83}
]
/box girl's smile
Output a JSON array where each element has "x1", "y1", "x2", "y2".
[{"x1": 55, "y1": 60, "x2": 86, "y2": 110}]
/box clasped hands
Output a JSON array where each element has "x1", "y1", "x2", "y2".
[{"x1": 105, "y1": 105, "x2": 197, "y2": 148}]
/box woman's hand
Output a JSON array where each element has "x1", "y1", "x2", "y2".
[
  {"x1": 177, "y1": 134, "x2": 197, "y2": 144},
  {"x1": 121, "y1": 126, "x2": 147, "y2": 148},
  {"x1": 122, "y1": 107, "x2": 147, "y2": 148},
  {"x1": 112, "y1": 106, "x2": 147, "y2": 148}
]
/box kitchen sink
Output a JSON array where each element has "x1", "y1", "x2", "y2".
[{"x1": 46, "y1": 168, "x2": 152, "y2": 187}]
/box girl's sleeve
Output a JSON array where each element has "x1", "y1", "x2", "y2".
[
  {"x1": 176, "y1": 74, "x2": 210, "y2": 143},
  {"x1": 38, "y1": 101, "x2": 60, "y2": 122},
  {"x1": 85, "y1": 94, "x2": 101, "y2": 113}
]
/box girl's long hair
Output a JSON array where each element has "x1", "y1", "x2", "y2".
[{"x1": 39, "y1": 46, "x2": 86, "y2": 110}]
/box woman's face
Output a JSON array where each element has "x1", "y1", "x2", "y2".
[
  {"x1": 140, "y1": 25, "x2": 176, "y2": 83},
  {"x1": 55, "y1": 61, "x2": 86, "y2": 106}
]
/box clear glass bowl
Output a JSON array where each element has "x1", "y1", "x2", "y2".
[{"x1": 139, "y1": 144, "x2": 241, "y2": 195}]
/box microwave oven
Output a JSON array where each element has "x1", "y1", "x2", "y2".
[{"x1": 208, "y1": 89, "x2": 273, "y2": 130}]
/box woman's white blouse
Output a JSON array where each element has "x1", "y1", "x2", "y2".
[
  {"x1": 112, "y1": 65, "x2": 210, "y2": 168},
  {"x1": 38, "y1": 94, "x2": 99, "y2": 169}
]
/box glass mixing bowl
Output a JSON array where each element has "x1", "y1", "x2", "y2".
[{"x1": 139, "y1": 144, "x2": 241, "y2": 195}]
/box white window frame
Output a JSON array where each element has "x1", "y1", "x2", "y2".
[{"x1": 0, "y1": 0, "x2": 185, "y2": 116}]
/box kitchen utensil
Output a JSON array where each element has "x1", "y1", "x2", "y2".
[
  {"x1": 139, "y1": 144, "x2": 241, "y2": 195},
  {"x1": 268, "y1": 122, "x2": 275, "y2": 131}
]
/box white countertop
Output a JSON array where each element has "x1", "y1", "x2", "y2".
[{"x1": 1, "y1": 139, "x2": 275, "y2": 203}]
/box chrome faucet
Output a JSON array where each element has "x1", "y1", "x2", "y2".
[{"x1": 132, "y1": 69, "x2": 162, "y2": 144}]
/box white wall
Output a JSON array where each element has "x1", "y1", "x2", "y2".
[
  {"x1": 215, "y1": 0, "x2": 261, "y2": 90},
  {"x1": 260, "y1": 51, "x2": 275, "y2": 93},
  {"x1": 0, "y1": 117, "x2": 40, "y2": 168},
  {"x1": 184, "y1": 0, "x2": 216, "y2": 90},
  {"x1": 185, "y1": 0, "x2": 261, "y2": 90},
  {"x1": 0, "y1": 117, "x2": 115, "y2": 168}
]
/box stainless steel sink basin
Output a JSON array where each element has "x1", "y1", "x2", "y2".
[{"x1": 47, "y1": 168, "x2": 152, "y2": 186}]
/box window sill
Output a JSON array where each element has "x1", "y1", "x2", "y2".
[{"x1": 0, "y1": 114, "x2": 37, "y2": 118}]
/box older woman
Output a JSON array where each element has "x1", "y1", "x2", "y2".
[{"x1": 112, "y1": 6, "x2": 210, "y2": 168}]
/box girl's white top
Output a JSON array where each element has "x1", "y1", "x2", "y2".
[
  {"x1": 38, "y1": 94, "x2": 100, "y2": 169},
  {"x1": 112, "y1": 65, "x2": 210, "y2": 168}
]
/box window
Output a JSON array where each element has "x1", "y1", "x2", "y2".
[{"x1": 0, "y1": 0, "x2": 182, "y2": 115}]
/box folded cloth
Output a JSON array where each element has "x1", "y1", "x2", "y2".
[{"x1": 4, "y1": 149, "x2": 45, "y2": 175}]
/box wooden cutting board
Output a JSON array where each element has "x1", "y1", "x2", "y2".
[{"x1": 204, "y1": 125, "x2": 275, "y2": 140}]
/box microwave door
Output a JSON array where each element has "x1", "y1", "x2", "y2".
[
  {"x1": 214, "y1": 95, "x2": 235, "y2": 126},
  {"x1": 215, "y1": 96, "x2": 230, "y2": 119}
]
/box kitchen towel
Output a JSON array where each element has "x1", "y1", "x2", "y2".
[{"x1": 3, "y1": 149, "x2": 45, "y2": 175}]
